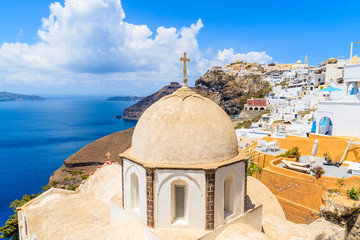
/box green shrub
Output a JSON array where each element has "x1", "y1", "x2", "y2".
[
  {"x1": 311, "y1": 165, "x2": 325, "y2": 178},
  {"x1": 328, "y1": 189, "x2": 341, "y2": 194},
  {"x1": 336, "y1": 178, "x2": 345, "y2": 188},
  {"x1": 0, "y1": 194, "x2": 36, "y2": 239},
  {"x1": 68, "y1": 185, "x2": 79, "y2": 191},
  {"x1": 278, "y1": 146, "x2": 301, "y2": 161},
  {"x1": 81, "y1": 174, "x2": 89, "y2": 180},
  {"x1": 42, "y1": 181, "x2": 59, "y2": 191},
  {"x1": 70, "y1": 170, "x2": 83, "y2": 176},
  {"x1": 323, "y1": 152, "x2": 330, "y2": 157},
  {"x1": 248, "y1": 161, "x2": 262, "y2": 177},
  {"x1": 347, "y1": 188, "x2": 360, "y2": 200}
]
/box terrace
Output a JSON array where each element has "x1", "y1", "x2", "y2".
[{"x1": 278, "y1": 155, "x2": 353, "y2": 178}]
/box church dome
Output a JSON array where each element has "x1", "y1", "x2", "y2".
[
  {"x1": 297, "y1": 60, "x2": 302, "y2": 64},
  {"x1": 131, "y1": 86, "x2": 239, "y2": 165}
]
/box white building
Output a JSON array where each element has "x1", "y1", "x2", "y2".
[
  {"x1": 120, "y1": 86, "x2": 248, "y2": 230},
  {"x1": 318, "y1": 58, "x2": 345, "y2": 84},
  {"x1": 314, "y1": 64, "x2": 360, "y2": 137}
]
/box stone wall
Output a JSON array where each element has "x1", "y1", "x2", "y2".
[{"x1": 346, "y1": 212, "x2": 360, "y2": 240}]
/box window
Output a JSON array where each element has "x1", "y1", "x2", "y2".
[
  {"x1": 224, "y1": 174, "x2": 234, "y2": 218},
  {"x1": 131, "y1": 172, "x2": 139, "y2": 213},
  {"x1": 175, "y1": 186, "x2": 185, "y2": 218},
  {"x1": 172, "y1": 181, "x2": 187, "y2": 224}
]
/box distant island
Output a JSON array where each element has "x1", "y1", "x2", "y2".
[
  {"x1": 106, "y1": 96, "x2": 145, "y2": 101},
  {"x1": 0, "y1": 91, "x2": 44, "y2": 101}
]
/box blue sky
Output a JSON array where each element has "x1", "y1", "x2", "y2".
[{"x1": 0, "y1": 0, "x2": 360, "y2": 95}]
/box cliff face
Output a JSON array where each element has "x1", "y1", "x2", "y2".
[
  {"x1": 122, "y1": 71, "x2": 271, "y2": 120},
  {"x1": 50, "y1": 128, "x2": 134, "y2": 189},
  {"x1": 122, "y1": 82, "x2": 181, "y2": 120},
  {"x1": 0, "y1": 91, "x2": 44, "y2": 101},
  {"x1": 195, "y1": 70, "x2": 271, "y2": 115}
]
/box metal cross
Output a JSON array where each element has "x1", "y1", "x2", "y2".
[{"x1": 180, "y1": 52, "x2": 190, "y2": 87}]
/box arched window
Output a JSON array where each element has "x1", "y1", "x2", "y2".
[
  {"x1": 172, "y1": 180, "x2": 187, "y2": 223},
  {"x1": 224, "y1": 174, "x2": 234, "y2": 218},
  {"x1": 131, "y1": 172, "x2": 139, "y2": 213}
]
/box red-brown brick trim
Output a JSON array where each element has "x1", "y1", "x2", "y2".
[
  {"x1": 244, "y1": 159, "x2": 248, "y2": 212},
  {"x1": 205, "y1": 169, "x2": 216, "y2": 230},
  {"x1": 145, "y1": 167, "x2": 155, "y2": 228},
  {"x1": 120, "y1": 156, "x2": 125, "y2": 209}
]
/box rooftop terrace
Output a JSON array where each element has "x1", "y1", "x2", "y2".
[{"x1": 278, "y1": 155, "x2": 352, "y2": 178}]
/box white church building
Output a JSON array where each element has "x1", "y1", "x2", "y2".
[
  {"x1": 120, "y1": 86, "x2": 248, "y2": 231},
  {"x1": 16, "y1": 54, "x2": 325, "y2": 240}
]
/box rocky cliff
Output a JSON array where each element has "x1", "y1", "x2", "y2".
[
  {"x1": 50, "y1": 128, "x2": 134, "y2": 189},
  {"x1": 195, "y1": 70, "x2": 271, "y2": 115},
  {"x1": 122, "y1": 71, "x2": 271, "y2": 120},
  {"x1": 122, "y1": 82, "x2": 181, "y2": 120},
  {"x1": 0, "y1": 91, "x2": 44, "y2": 101}
]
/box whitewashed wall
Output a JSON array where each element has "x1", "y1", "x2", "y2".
[
  {"x1": 123, "y1": 159, "x2": 147, "y2": 223},
  {"x1": 315, "y1": 101, "x2": 360, "y2": 137},
  {"x1": 214, "y1": 161, "x2": 245, "y2": 228},
  {"x1": 154, "y1": 169, "x2": 205, "y2": 230}
]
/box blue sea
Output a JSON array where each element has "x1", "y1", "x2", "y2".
[{"x1": 0, "y1": 97, "x2": 137, "y2": 226}]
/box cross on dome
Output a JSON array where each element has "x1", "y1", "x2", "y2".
[
  {"x1": 106, "y1": 152, "x2": 111, "y2": 160},
  {"x1": 180, "y1": 52, "x2": 190, "y2": 87}
]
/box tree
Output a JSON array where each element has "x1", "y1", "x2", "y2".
[
  {"x1": 268, "y1": 63, "x2": 276, "y2": 66},
  {"x1": 0, "y1": 194, "x2": 36, "y2": 240}
]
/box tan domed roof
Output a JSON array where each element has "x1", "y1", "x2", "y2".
[
  {"x1": 297, "y1": 60, "x2": 302, "y2": 64},
  {"x1": 130, "y1": 86, "x2": 239, "y2": 165}
]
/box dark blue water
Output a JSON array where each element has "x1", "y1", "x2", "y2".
[{"x1": 0, "y1": 97, "x2": 137, "y2": 226}]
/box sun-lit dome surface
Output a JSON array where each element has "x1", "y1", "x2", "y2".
[
  {"x1": 131, "y1": 86, "x2": 239, "y2": 165},
  {"x1": 297, "y1": 60, "x2": 302, "y2": 64}
]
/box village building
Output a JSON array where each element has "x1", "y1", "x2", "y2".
[
  {"x1": 244, "y1": 98, "x2": 268, "y2": 111},
  {"x1": 318, "y1": 58, "x2": 345, "y2": 84},
  {"x1": 211, "y1": 66, "x2": 222, "y2": 71},
  {"x1": 314, "y1": 63, "x2": 360, "y2": 137}
]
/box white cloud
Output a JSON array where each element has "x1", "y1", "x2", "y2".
[{"x1": 0, "y1": 0, "x2": 272, "y2": 93}]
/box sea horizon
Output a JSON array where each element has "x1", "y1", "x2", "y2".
[{"x1": 0, "y1": 97, "x2": 137, "y2": 226}]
